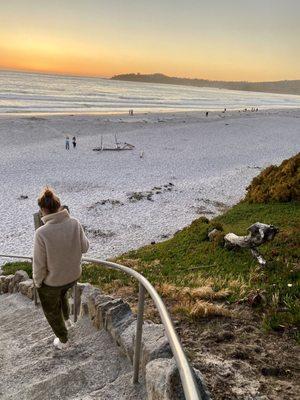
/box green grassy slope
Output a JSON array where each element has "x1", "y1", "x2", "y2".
[{"x1": 3, "y1": 201, "x2": 299, "y2": 334}]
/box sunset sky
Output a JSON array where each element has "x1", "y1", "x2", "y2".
[{"x1": 0, "y1": 0, "x2": 299, "y2": 81}]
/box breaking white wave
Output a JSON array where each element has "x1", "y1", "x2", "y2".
[{"x1": 1, "y1": 70, "x2": 300, "y2": 115}]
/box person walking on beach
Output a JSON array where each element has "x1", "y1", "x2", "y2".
[
  {"x1": 65, "y1": 136, "x2": 70, "y2": 150},
  {"x1": 72, "y1": 136, "x2": 77, "y2": 149},
  {"x1": 33, "y1": 187, "x2": 89, "y2": 350}
]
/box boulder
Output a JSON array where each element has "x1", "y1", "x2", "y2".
[
  {"x1": 87, "y1": 287, "x2": 102, "y2": 321},
  {"x1": 0, "y1": 275, "x2": 7, "y2": 294},
  {"x1": 118, "y1": 321, "x2": 172, "y2": 371},
  {"x1": 76, "y1": 282, "x2": 90, "y2": 299},
  {"x1": 94, "y1": 297, "x2": 123, "y2": 330},
  {"x1": 208, "y1": 228, "x2": 220, "y2": 241},
  {"x1": 118, "y1": 319, "x2": 137, "y2": 361},
  {"x1": 140, "y1": 324, "x2": 172, "y2": 374},
  {"x1": 19, "y1": 279, "x2": 34, "y2": 299},
  {"x1": 2, "y1": 275, "x2": 14, "y2": 293},
  {"x1": 146, "y1": 357, "x2": 211, "y2": 400},
  {"x1": 12, "y1": 270, "x2": 29, "y2": 293},
  {"x1": 105, "y1": 301, "x2": 135, "y2": 342},
  {"x1": 93, "y1": 294, "x2": 114, "y2": 328}
]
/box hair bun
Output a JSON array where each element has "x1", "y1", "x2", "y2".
[
  {"x1": 44, "y1": 188, "x2": 54, "y2": 198},
  {"x1": 38, "y1": 186, "x2": 61, "y2": 213}
]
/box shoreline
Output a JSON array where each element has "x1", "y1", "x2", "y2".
[{"x1": 1, "y1": 105, "x2": 300, "y2": 119}]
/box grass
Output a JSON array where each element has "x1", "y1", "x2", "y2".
[
  {"x1": 2, "y1": 201, "x2": 299, "y2": 336},
  {"x1": 1, "y1": 261, "x2": 32, "y2": 278}
]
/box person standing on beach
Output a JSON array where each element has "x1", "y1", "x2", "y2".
[
  {"x1": 33, "y1": 187, "x2": 89, "y2": 350},
  {"x1": 72, "y1": 136, "x2": 77, "y2": 149},
  {"x1": 65, "y1": 136, "x2": 70, "y2": 150}
]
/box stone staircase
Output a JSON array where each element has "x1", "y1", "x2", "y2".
[
  {"x1": 0, "y1": 270, "x2": 210, "y2": 400},
  {"x1": 0, "y1": 293, "x2": 146, "y2": 400}
]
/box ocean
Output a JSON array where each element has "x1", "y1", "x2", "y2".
[{"x1": 1, "y1": 70, "x2": 300, "y2": 114}]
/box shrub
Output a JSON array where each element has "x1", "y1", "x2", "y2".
[
  {"x1": 2, "y1": 262, "x2": 32, "y2": 278},
  {"x1": 245, "y1": 153, "x2": 300, "y2": 203}
]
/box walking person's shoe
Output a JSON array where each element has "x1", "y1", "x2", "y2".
[
  {"x1": 65, "y1": 319, "x2": 74, "y2": 330},
  {"x1": 53, "y1": 337, "x2": 68, "y2": 350}
]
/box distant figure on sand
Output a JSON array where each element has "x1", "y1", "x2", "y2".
[
  {"x1": 65, "y1": 136, "x2": 70, "y2": 150},
  {"x1": 72, "y1": 136, "x2": 76, "y2": 149},
  {"x1": 206, "y1": 111, "x2": 209, "y2": 117},
  {"x1": 33, "y1": 187, "x2": 89, "y2": 350}
]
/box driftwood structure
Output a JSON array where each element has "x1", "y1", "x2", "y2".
[
  {"x1": 93, "y1": 134, "x2": 135, "y2": 152},
  {"x1": 224, "y1": 222, "x2": 279, "y2": 266}
]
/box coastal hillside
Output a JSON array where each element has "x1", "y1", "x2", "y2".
[
  {"x1": 3, "y1": 153, "x2": 300, "y2": 399},
  {"x1": 111, "y1": 73, "x2": 300, "y2": 96},
  {"x1": 84, "y1": 153, "x2": 300, "y2": 334}
]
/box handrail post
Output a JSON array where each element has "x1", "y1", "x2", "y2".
[
  {"x1": 73, "y1": 282, "x2": 78, "y2": 323},
  {"x1": 133, "y1": 283, "x2": 145, "y2": 383}
]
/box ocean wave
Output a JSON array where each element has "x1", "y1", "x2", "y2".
[{"x1": 1, "y1": 70, "x2": 300, "y2": 114}]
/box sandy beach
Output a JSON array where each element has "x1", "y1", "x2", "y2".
[{"x1": 0, "y1": 108, "x2": 299, "y2": 260}]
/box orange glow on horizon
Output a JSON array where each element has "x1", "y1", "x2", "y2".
[
  {"x1": 1, "y1": 1, "x2": 299, "y2": 83},
  {"x1": 1, "y1": 43, "x2": 297, "y2": 82}
]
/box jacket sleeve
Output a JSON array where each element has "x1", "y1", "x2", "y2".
[
  {"x1": 79, "y1": 224, "x2": 89, "y2": 253},
  {"x1": 33, "y1": 231, "x2": 47, "y2": 288}
]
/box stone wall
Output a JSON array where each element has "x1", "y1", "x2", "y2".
[{"x1": 0, "y1": 271, "x2": 211, "y2": 400}]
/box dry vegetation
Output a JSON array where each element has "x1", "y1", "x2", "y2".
[{"x1": 245, "y1": 152, "x2": 300, "y2": 203}]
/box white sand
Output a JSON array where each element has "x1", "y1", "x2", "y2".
[{"x1": 0, "y1": 108, "x2": 299, "y2": 261}]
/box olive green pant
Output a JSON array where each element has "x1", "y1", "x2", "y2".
[{"x1": 37, "y1": 281, "x2": 75, "y2": 343}]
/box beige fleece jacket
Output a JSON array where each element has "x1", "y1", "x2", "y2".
[{"x1": 33, "y1": 209, "x2": 89, "y2": 287}]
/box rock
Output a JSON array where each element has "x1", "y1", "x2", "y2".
[
  {"x1": 2, "y1": 275, "x2": 14, "y2": 293},
  {"x1": 12, "y1": 270, "x2": 29, "y2": 293},
  {"x1": 75, "y1": 282, "x2": 87, "y2": 293},
  {"x1": 79, "y1": 283, "x2": 94, "y2": 317},
  {"x1": 141, "y1": 324, "x2": 172, "y2": 374},
  {"x1": 94, "y1": 297, "x2": 123, "y2": 330},
  {"x1": 118, "y1": 321, "x2": 172, "y2": 372},
  {"x1": 261, "y1": 366, "x2": 290, "y2": 377},
  {"x1": 93, "y1": 294, "x2": 115, "y2": 329},
  {"x1": 208, "y1": 228, "x2": 220, "y2": 241},
  {"x1": 0, "y1": 275, "x2": 7, "y2": 293},
  {"x1": 105, "y1": 302, "x2": 135, "y2": 342},
  {"x1": 18, "y1": 279, "x2": 34, "y2": 299},
  {"x1": 146, "y1": 357, "x2": 211, "y2": 400},
  {"x1": 87, "y1": 287, "x2": 102, "y2": 320},
  {"x1": 215, "y1": 331, "x2": 235, "y2": 343},
  {"x1": 160, "y1": 234, "x2": 169, "y2": 239}
]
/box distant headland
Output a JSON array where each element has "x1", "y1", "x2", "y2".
[{"x1": 111, "y1": 73, "x2": 300, "y2": 96}]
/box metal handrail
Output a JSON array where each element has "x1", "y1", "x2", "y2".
[{"x1": 0, "y1": 253, "x2": 202, "y2": 400}]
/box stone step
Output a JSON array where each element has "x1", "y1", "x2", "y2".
[{"x1": 0, "y1": 293, "x2": 146, "y2": 400}]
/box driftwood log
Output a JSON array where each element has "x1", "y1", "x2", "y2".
[{"x1": 224, "y1": 222, "x2": 279, "y2": 266}]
